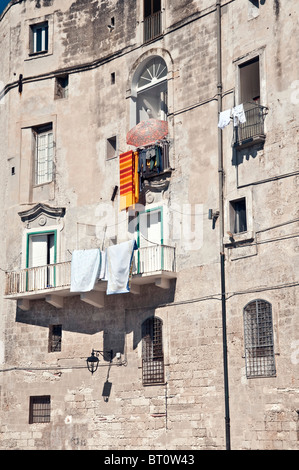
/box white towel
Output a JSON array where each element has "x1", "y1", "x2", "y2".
[
  {"x1": 106, "y1": 240, "x2": 137, "y2": 295},
  {"x1": 70, "y1": 249, "x2": 101, "y2": 292},
  {"x1": 218, "y1": 109, "x2": 231, "y2": 129},
  {"x1": 232, "y1": 104, "x2": 246, "y2": 126}
]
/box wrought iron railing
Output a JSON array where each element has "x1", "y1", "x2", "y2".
[
  {"x1": 139, "y1": 141, "x2": 170, "y2": 183},
  {"x1": 5, "y1": 245, "x2": 176, "y2": 296},
  {"x1": 234, "y1": 102, "x2": 267, "y2": 146},
  {"x1": 144, "y1": 11, "x2": 161, "y2": 42}
]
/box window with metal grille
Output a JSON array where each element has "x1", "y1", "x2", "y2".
[
  {"x1": 49, "y1": 325, "x2": 62, "y2": 352},
  {"x1": 144, "y1": 0, "x2": 161, "y2": 42},
  {"x1": 142, "y1": 317, "x2": 164, "y2": 385},
  {"x1": 29, "y1": 396, "x2": 51, "y2": 424},
  {"x1": 243, "y1": 300, "x2": 276, "y2": 378}
]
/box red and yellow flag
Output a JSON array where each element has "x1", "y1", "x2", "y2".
[{"x1": 119, "y1": 151, "x2": 139, "y2": 211}]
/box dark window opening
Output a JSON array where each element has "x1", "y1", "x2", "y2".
[
  {"x1": 249, "y1": 0, "x2": 259, "y2": 8},
  {"x1": 230, "y1": 198, "x2": 247, "y2": 234},
  {"x1": 49, "y1": 324, "x2": 62, "y2": 352},
  {"x1": 107, "y1": 136, "x2": 117, "y2": 159},
  {"x1": 239, "y1": 57, "x2": 260, "y2": 104},
  {"x1": 55, "y1": 75, "x2": 69, "y2": 99}
]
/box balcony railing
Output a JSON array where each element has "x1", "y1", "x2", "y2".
[
  {"x1": 144, "y1": 11, "x2": 161, "y2": 42},
  {"x1": 5, "y1": 245, "x2": 176, "y2": 298},
  {"x1": 5, "y1": 261, "x2": 71, "y2": 296},
  {"x1": 234, "y1": 102, "x2": 267, "y2": 147},
  {"x1": 133, "y1": 244, "x2": 176, "y2": 275}
]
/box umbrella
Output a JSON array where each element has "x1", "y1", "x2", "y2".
[{"x1": 126, "y1": 119, "x2": 168, "y2": 147}]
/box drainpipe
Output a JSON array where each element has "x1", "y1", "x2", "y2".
[{"x1": 216, "y1": 0, "x2": 231, "y2": 450}]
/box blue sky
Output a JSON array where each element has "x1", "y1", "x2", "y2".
[{"x1": 0, "y1": 0, "x2": 11, "y2": 15}]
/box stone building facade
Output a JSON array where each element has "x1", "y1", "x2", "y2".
[{"x1": 0, "y1": 0, "x2": 298, "y2": 450}]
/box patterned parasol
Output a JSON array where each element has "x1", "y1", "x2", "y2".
[{"x1": 126, "y1": 119, "x2": 168, "y2": 147}]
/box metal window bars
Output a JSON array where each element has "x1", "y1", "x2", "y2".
[
  {"x1": 142, "y1": 317, "x2": 164, "y2": 385},
  {"x1": 243, "y1": 300, "x2": 276, "y2": 378},
  {"x1": 144, "y1": 11, "x2": 161, "y2": 42},
  {"x1": 234, "y1": 101, "x2": 267, "y2": 146},
  {"x1": 29, "y1": 396, "x2": 51, "y2": 424}
]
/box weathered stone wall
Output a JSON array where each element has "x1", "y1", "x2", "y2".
[{"x1": 0, "y1": 0, "x2": 298, "y2": 450}]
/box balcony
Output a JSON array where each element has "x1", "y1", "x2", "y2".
[
  {"x1": 144, "y1": 11, "x2": 161, "y2": 43},
  {"x1": 234, "y1": 102, "x2": 267, "y2": 149},
  {"x1": 4, "y1": 245, "x2": 176, "y2": 309}
]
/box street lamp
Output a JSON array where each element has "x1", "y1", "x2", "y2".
[{"x1": 86, "y1": 349, "x2": 113, "y2": 374}]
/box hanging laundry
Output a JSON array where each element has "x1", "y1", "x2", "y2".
[
  {"x1": 98, "y1": 250, "x2": 107, "y2": 280},
  {"x1": 138, "y1": 148, "x2": 147, "y2": 174},
  {"x1": 232, "y1": 104, "x2": 246, "y2": 126},
  {"x1": 119, "y1": 151, "x2": 139, "y2": 211},
  {"x1": 106, "y1": 239, "x2": 137, "y2": 295},
  {"x1": 155, "y1": 145, "x2": 162, "y2": 172},
  {"x1": 70, "y1": 249, "x2": 101, "y2": 292},
  {"x1": 218, "y1": 109, "x2": 231, "y2": 129}
]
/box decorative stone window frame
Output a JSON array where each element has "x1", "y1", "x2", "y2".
[
  {"x1": 127, "y1": 51, "x2": 173, "y2": 129},
  {"x1": 18, "y1": 203, "x2": 65, "y2": 270},
  {"x1": 25, "y1": 14, "x2": 54, "y2": 60},
  {"x1": 233, "y1": 46, "x2": 267, "y2": 108}
]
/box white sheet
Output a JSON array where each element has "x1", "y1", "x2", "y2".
[
  {"x1": 70, "y1": 249, "x2": 101, "y2": 292},
  {"x1": 106, "y1": 240, "x2": 137, "y2": 295}
]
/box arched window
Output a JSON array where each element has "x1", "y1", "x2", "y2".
[
  {"x1": 243, "y1": 300, "x2": 276, "y2": 378},
  {"x1": 142, "y1": 316, "x2": 164, "y2": 385},
  {"x1": 135, "y1": 56, "x2": 168, "y2": 124}
]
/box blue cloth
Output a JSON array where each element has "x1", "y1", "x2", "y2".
[
  {"x1": 138, "y1": 149, "x2": 147, "y2": 174},
  {"x1": 106, "y1": 240, "x2": 137, "y2": 295},
  {"x1": 70, "y1": 249, "x2": 101, "y2": 292}
]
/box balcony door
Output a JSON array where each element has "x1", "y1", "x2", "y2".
[
  {"x1": 27, "y1": 232, "x2": 56, "y2": 290},
  {"x1": 137, "y1": 208, "x2": 163, "y2": 273},
  {"x1": 144, "y1": 0, "x2": 161, "y2": 42}
]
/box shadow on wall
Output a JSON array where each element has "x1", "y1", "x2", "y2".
[
  {"x1": 231, "y1": 142, "x2": 264, "y2": 167},
  {"x1": 15, "y1": 279, "x2": 177, "y2": 356}
]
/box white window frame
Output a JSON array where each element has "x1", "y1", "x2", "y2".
[
  {"x1": 136, "y1": 57, "x2": 168, "y2": 124},
  {"x1": 34, "y1": 124, "x2": 54, "y2": 186},
  {"x1": 31, "y1": 22, "x2": 49, "y2": 54},
  {"x1": 26, "y1": 15, "x2": 53, "y2": 59}
]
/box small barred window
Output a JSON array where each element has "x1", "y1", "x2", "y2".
[
  {"x1": 29, "y1": 396, "x2": 51, "y2": 424},
  {"x1": 142, "y1": 317, "x2": 164, "y2": 385},
  {"x1": 243, "y1": 300, "x2": 276, "y2": 378}
]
